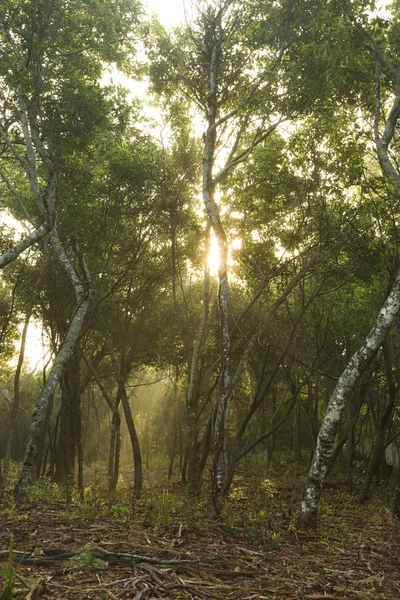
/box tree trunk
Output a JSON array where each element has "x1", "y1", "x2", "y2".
[
  {"x1": 393, "y1": 463, "x2": 400, "y2": 519},
  {"x1": 54, "y1": 348, "x2": 81, "y2": 486},
  {"x1": 2, "y1": 276, "x2": 40, "y2": 490},
  {"x1": 83, "y1": 354, "x2": 122, "y2": 495},
  {"x1": 264, "y1": 387, "x2": 277, "y2": 477},
  {"x1": 118, "y1": 382, "x2": 142, "y2": 497},
  {"x1": 297, "y1": 50, "x2": 400, "y2": 529},
  {"x1": 54, "y1": 374, "x2": 72, "y2": 484},
  {"x1": 187, "y1": 225, "x2": 211, "y2": 494},
  {"x1": 206, "y1": 105, "x2": 233, "y2": 516},
  {"x1": 168, "y1": 369, "x2": 179, "y2": 481},
  {"x1": 48, "y1": 412, "x2": 60, "y2": 479},
  {"x1": 101, "y1": 325, "x2": 143, "y2": 497},
  {"x1": 347, "y1": 392, "x2": 355, "y2": 491},
  {"x1": 297, "y1": 269, "x2": 400, "y2": 528},
  {"x1": 293, "y1": 401, "x2": 302, "y2": 463},
  {"x1": 361, "y1": 340, "x2": 397, "y2": 501},
  {"x1": 16, "y1": 291, "x2": 90, "y2": 500},
  {"x1": 108, "y1": 409, "x2": 121, "y2": 494}
]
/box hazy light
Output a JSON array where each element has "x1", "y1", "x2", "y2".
[
  {"x1": 1, "y1": 210, "x2": 26, "y2": 236},
  {"x1": 11, "y1": 320, "x2": 50, "y2": 372},
  {"x1": 208, "y1": 233, "x2": 243, "y2": 276},
  {"x1": 373, "y1": 0, "x2": 391, "y2": 18},
  {"x1": 146, "y1": 0, "x2": 185, "y2": 27},
  {"x1": 208, "y1": 233, "x2": 220, "y2": 276}
]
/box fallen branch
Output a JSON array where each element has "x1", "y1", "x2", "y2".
[{"x1": 8, "y1": 546, "x2": 210, "y2": 567}]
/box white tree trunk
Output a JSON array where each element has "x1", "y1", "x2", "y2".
[
  {"x1": 16, "y1": 224, "x2": 91, "y2": 499},
  {"x1": 297, "y1": 265, "x2": 400, "y2": 528},
  {"x1": 15, "y1": 294, "x2": 90, "y2": 499},
  {"x1": 199, "y1": 35, "x2": 233, "y2": 515},
  {"x1": 297, "y1": 41, "x2": 400, "y2": 530},
  {"x1": 0, "y1": 223, "x2": 51, "y2": 269}
]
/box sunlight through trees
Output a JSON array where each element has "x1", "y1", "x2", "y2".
[{"x1": 1, "y1": 0, "x2": 400, "y2": 540}]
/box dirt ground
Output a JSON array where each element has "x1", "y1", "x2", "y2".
[{"x1": 1, "y1": 473, "x2": 399, "y2": 599}]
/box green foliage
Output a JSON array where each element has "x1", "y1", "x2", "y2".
[
  {"x1": 161, "y1": 491, "x2": 173, "y2": 525},
  {"x1": 27, "y1": 477, "x2": 64, "y2": 505},
  {"x1": 1, "y1": 0, "x2": 399, "y2": 532},
  {"x1": 67, "y1": 546, "x2": 105, "y2": 571},
  {"x1": 0, "y1": 534, "x2": 31, "y2": 600}
]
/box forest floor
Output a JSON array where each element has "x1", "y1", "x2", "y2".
[{"x1": 0, "y1": 467, "x2": 399, "y2": 599}]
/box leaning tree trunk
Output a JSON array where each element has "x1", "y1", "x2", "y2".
[
  {"x1": 117, "y1": 381, "x2": 143, "y2": 497},
  {"x1": 297, "y1": 46, "x2": 400, "y2": 530},
  {"x1": 16, "y1": 230, "x2": 91, "y2": 501},
  {"x1": 15, "y1": 292, "x2": 90, "y2": 500},
  {"x1": 297, "y1": 268, "x2": 400, "y2": 528}
]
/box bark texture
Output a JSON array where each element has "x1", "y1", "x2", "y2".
[
  {"x1": 186, "y1": 225, "x2": 211, "y2": 494},
  {"x1": 297, "y1": 268, "x2": 400, "y2": 528},
  {"x1": 297, "y1": 38, "x2": 400, "y2": 530},
  {"x1": 16, "y1": 292, "x2": 90, "y2": 499}
]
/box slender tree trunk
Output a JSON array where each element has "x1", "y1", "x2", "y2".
[
  {"x1": 181, "y1": 448, "x2": 188, "y2": 483},
  {"x1": 206, "y1": 121, "x2": 232, "y2": 516},
  {"x1": 293, "y1": 401, "x2": 302, "y2": 463},
  {"x1": 298, "y1": 49, "x2": 400, "y2": 529},
  {"x1": 297, "y1": 269, "x2": 400, "y2": 528},
  {"x1": 393, "y1": 462, "x2": 400, "y2": 519},
  {"x1": 76, "y1": 391, "x2": 84, "y2": 500},
  {"x1": 361, "y1": 340, "x2": 397, "y2": 501},
  {"x1": 187, "y1": 225, "x2": 211, "y2": 494},
  {"x1": 264, "y1": 387, "x2": 277, "y2": 477},
  {"x1": 48, "y1": 412, "x2": 60, "y2": 479},
  {"x1": 54, "y1": 374, "x2": 71, "y2": 484},
  {"x1": 144, "y1": 401, "x2": 151, "y2": 471},
  {"x1": 102, "y1": 325, "x2": 143, "y2": 497},
  {"x1": 108, "y1": 409, "x2": 121, "y2": 494},
  {"x1": 2, "y1": 277, "x2": 40, "y2": 489},
  {"x1": 16, "y1": 293, "x2": 90, "y2": 500},
  {"x1": 199, "y1": 412, "x2": 213, "y2": 476},
  {"x1": 84, "y1": 354, "x2": 122, "y2": 495},
  {"x1": 168, "y1": 369, "x2": 179, "y2": 480},
  {"x1": 347, "y1": 397, "x2": 355, "y2": 491}
]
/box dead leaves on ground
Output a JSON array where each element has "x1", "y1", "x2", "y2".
[{"x1": 1, "y1": 484, "x2": 400, "y2": 599}]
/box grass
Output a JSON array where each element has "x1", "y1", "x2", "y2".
[{"x1": 0, "y1": 534, "x2": 30, "y2": 600}]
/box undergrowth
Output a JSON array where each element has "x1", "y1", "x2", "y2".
[
  {"x1": 0, "y1": 534, "x2": 30, "y2": 600},
  {"x1": 0, "y1": 461, "x2": 394, "y2": 552}
]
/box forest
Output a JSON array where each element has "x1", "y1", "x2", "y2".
[{"x1": 1, "y1": 0, "x2": 400, "y2": 598}]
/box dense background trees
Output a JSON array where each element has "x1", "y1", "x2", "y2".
[{"x1": 1, "y1": 0, "x2": 400, "y2": 528}]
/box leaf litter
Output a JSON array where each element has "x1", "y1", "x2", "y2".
[{"x1": 1, "y1": 473, "x2": 400, "y2": 599}]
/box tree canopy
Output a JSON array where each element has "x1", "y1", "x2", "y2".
[{"x1": 1, "y1": 0, "x2": 400, "y2": 536}]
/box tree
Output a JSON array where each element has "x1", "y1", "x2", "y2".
[
  {"x1": 1, "y1": 0, "x2": 142, "y2": 499},
  {"x1": 148, "y1": 0, "x2": 327, "y2": 514},
  {"x1": 297, "y1": 3, "x2": 400, "y2": 528}
]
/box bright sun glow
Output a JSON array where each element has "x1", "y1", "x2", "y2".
[
  {"x1": 207, "y1": 233, "x2": 242, "y2": 276},
  {"x1": 146, "y1": 0, "x2": 185, "y2": 27},
  {"x1": 208, "y1": 234, "x2": 220, "y2": 276},
  {"x1": 8, "y1": 2, "x2": 185, "y2": 374},
  {"x1": 11, "y1": 320, "x2": 50, "y2": 372}
]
